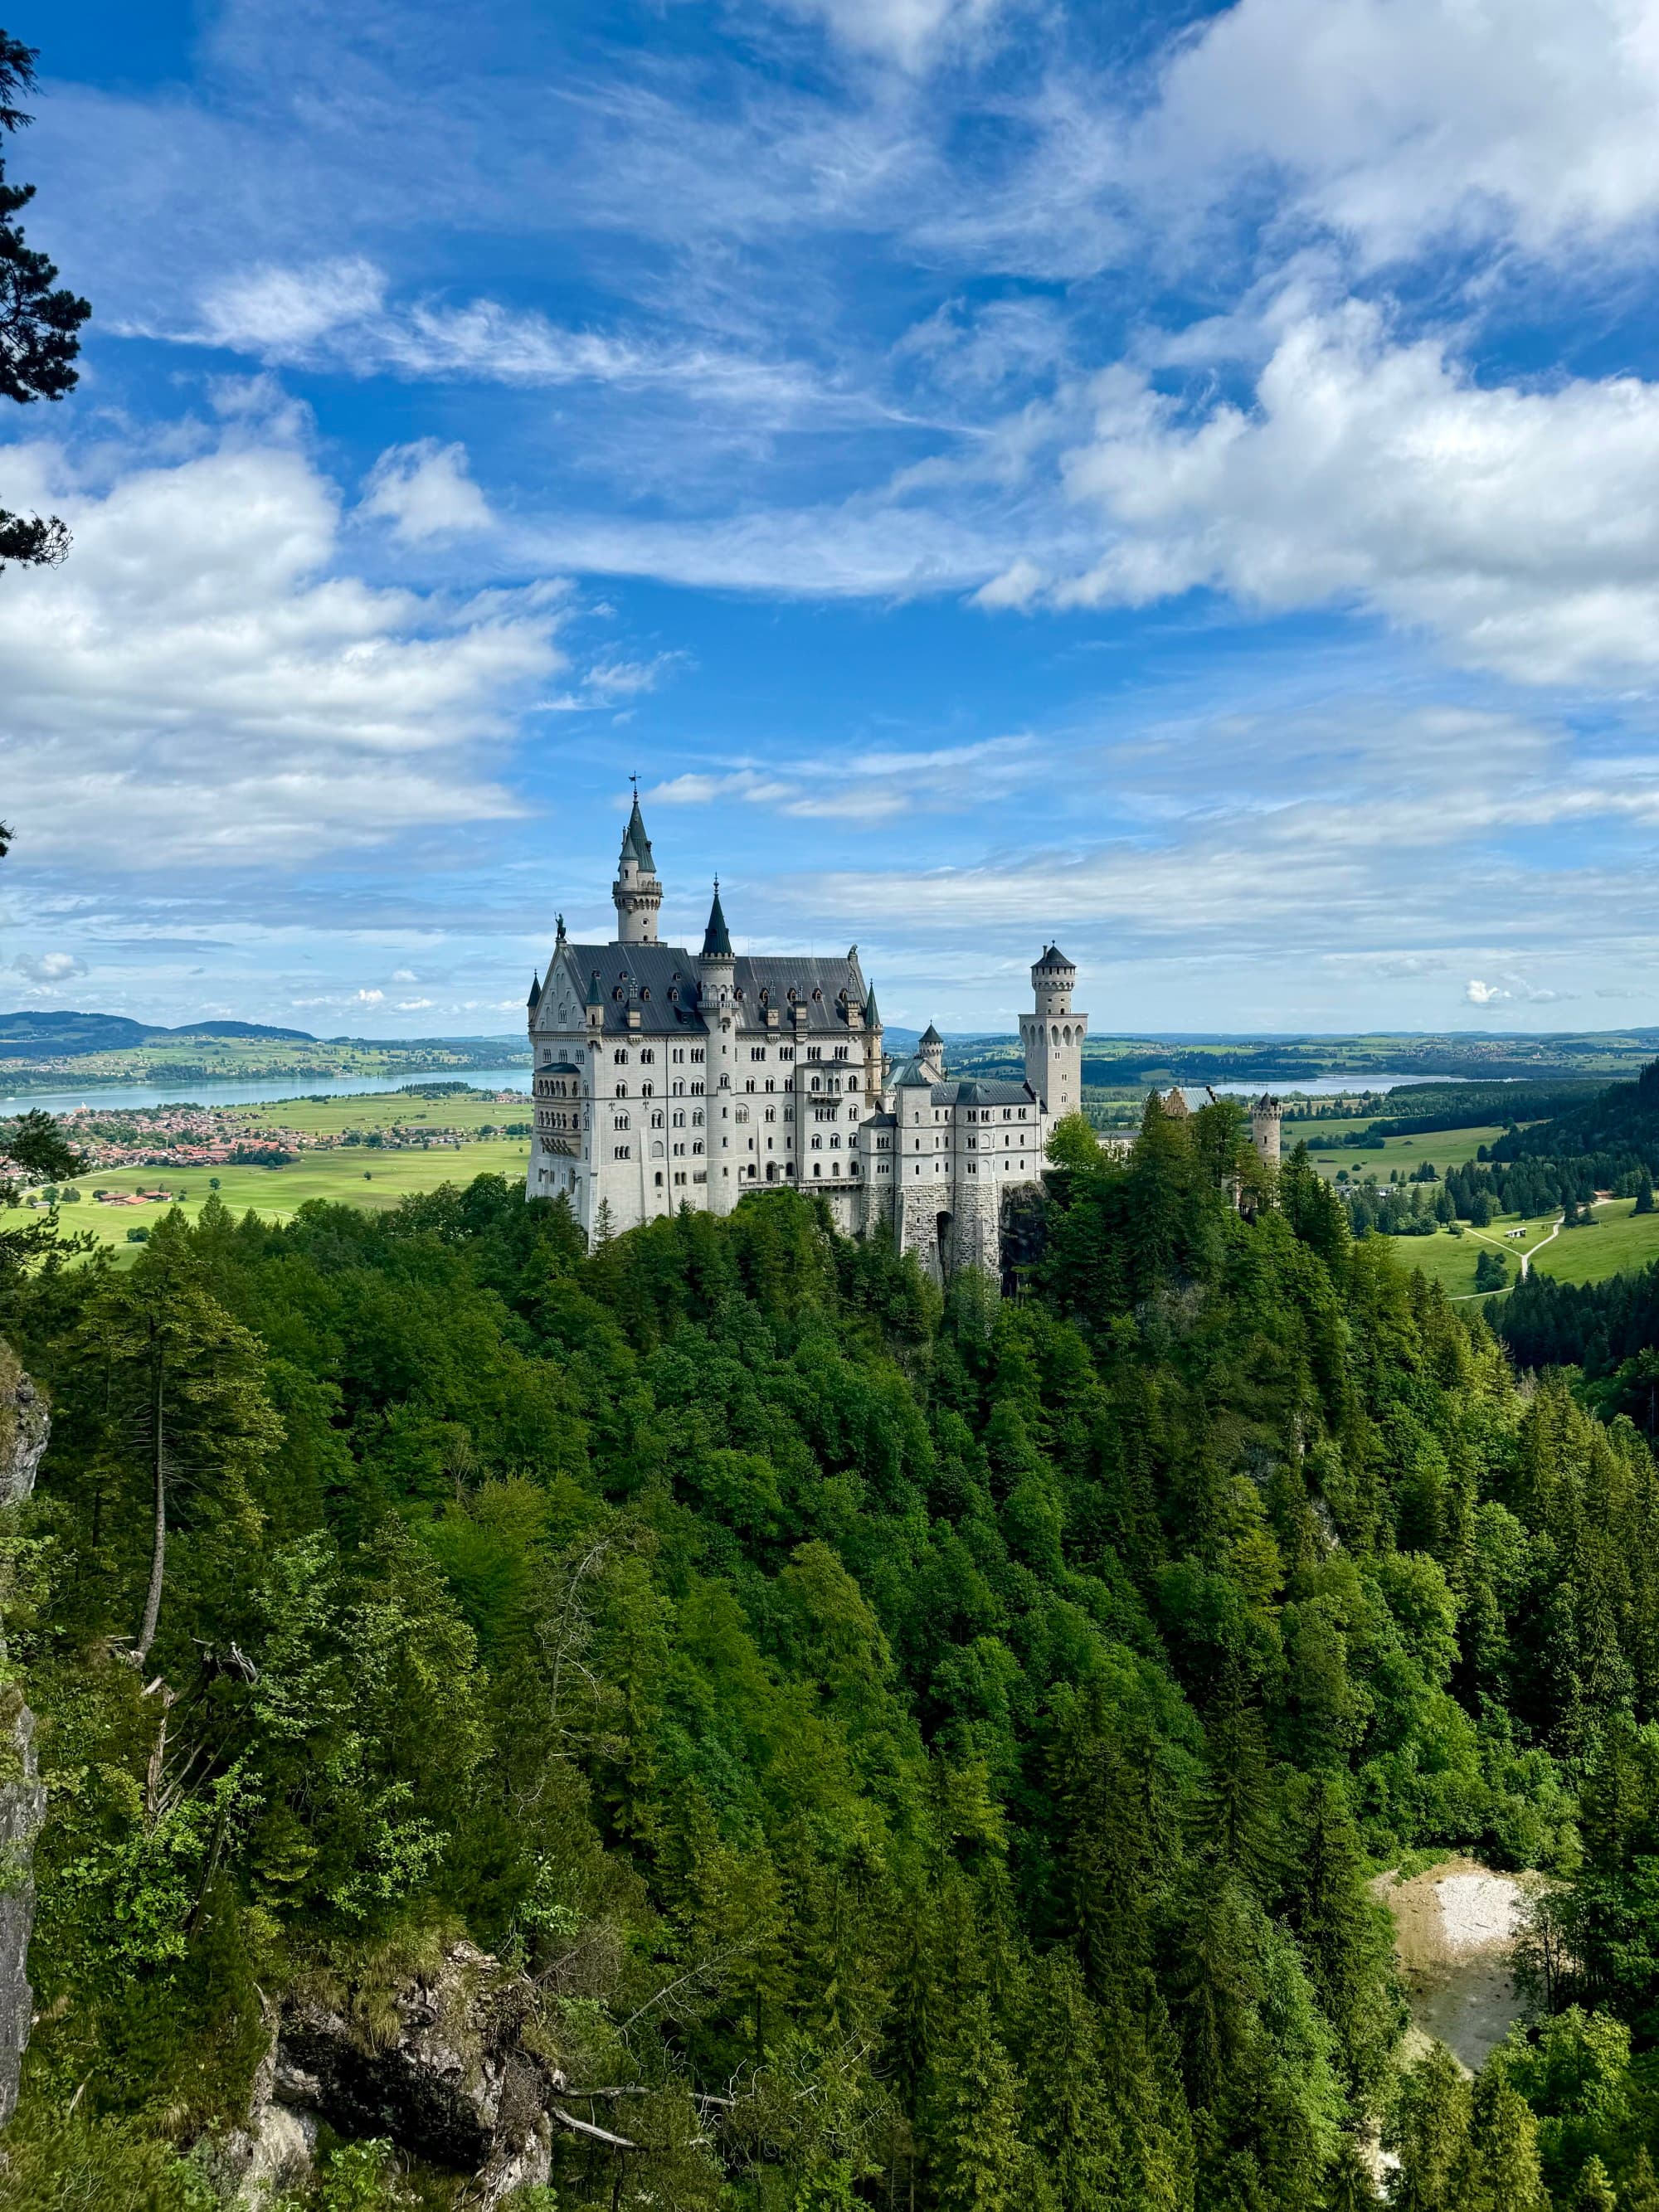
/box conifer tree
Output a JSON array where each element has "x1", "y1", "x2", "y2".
[
  {"x1": 1386, "y1": 2045, "x2": 1471, "y2": 2212},
  {"x1": 1623, "y1": 2146, "x2": 1659, "y2": 2212},
  {"x1": 1019, "y1": 1950, "x2": 1121, "y2": 2212},
  {"x1": 1576, "y1": 2155, "x2": 1618, "y2": 2212},
  {"x1": 929, "y1": 1990, "x2": 1027, "y2": 2212}
]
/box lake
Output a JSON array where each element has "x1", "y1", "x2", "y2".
[
  {"x1": 1, "y1": 1064, "x2": 1469, "y2": 1118},
  {"x1": 0, "y1": 1067, "x2": 535, "y2": 1116}
]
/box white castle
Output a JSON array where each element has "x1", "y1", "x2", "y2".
[{"x1": 524, "y1": 800, "x2": 1090, "y2": 1280}]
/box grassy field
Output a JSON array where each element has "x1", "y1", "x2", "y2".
[
  {"x1": 24, "y1": 1088, "x2": 535, "y2": 1257},
  {"x1": 1301, "y1": 1123, "x2": 1518, "y2": 1179},
  {"x1": 1394, "y1": 1197, "x2": 1659, "y2": 1304},
  {"x1": 59, "y1": 1139, "x2": 533, "y2": 1252}
]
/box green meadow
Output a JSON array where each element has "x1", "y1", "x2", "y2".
[
  {"x1": 26, "y1": 1088, "x2": 534, "y2": 1255},
  {"x1": 1398, "y1": 1197, "x2": 1659, "y2": 1304}
]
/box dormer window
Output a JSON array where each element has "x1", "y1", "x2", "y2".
[{"x1": 640, "y1": 986, "x2": 650, "y2": 1002}]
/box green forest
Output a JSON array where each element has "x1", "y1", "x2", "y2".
[{"x1": 8, "y1": 1095, "x2": 1659, "y2": 2210}]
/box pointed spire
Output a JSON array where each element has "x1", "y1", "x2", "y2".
[
  {"x1": 527, "y1": 972, "x2": 542, "y2": 1009},
  {"x1": 919, "y1": 1022, "x2": 943, "y2": 1048},
  {"x1": 702, "y1": 880, "x2": 732, "y2": 960},
  {"x1": 586, "y1": 968, "x2": 603, "y2": 1006},
  {"x1": 864, "y1": 982, "x2": 879, "y2": 1029},
  {"x1": 620, "y1": 791, "x2": 654, "y2": 870}
]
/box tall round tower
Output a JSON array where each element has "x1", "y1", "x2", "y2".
[
  {"x1": 1252, "y1": 1094, "x2": 1282, "y2": 1169},
  {"x1": 611, "y1": 795, "x2": 663, "y2": 944},
  {"x1": 698, "y1": 882, "x2": 739, "y2": 1216},
  {"x1": 1019, "y1": 944, "x2": 1087, "y2": 1116}
]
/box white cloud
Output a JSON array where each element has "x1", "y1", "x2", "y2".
[
  {"x1": 1149, "y1": 0, "x2": 1659, "y2": 265},
  {"x1": 12, "y1": 950, "x2": 87, "y2": 984},
  {"x1": 391, "y1": 967, "x2": 419, "y2": 983},
  {"x1": 354, "y1": 988, "x2": 385, "y2": 1006},
  {"x1": 395, "y1": 996, "x2": 435, "y2": 1010},
  {"x1": 362, "y1": 440, "x2": 492, "y2": 540},
  {"x1": 1021, "y1": 296, "x2": 1659, "y2": 683},
  {"x1": 174, "y1": 260, "x2": 832, "y2": 418},
  {"x1": 762, "y1": 0, "x2": 1014, "y2": 71},
  {"x1": 1465, "y1": 979, "x2": 1506, "y2": 1005},
  {"x1": 0, "y1": 432, "x2": 565, "y2": 865},
  {"x1": 646, "y1": 736, "x2": 1039, "y2": 822}
]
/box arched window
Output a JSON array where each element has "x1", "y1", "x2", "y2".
[
  {"x1": 641, "y1": 1082, "x2": 654, "y2": 1097},
  {"x1": 735, "y1": 1106, "x2": 750, "y2": 1124},
  {"x1": 615, "y1": 1112, "x2": 630, "y2": 1130},
  {"x1": 615, "y1": 1082, "x2": 628, "y2": 1098},
  {"x1": 846, "y1": 1077, "x2": 858, "y2": 1093}
]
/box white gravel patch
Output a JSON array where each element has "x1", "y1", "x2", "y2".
[{"x1": 1433, "y1": 1872, "x2": 1525, "y2": 1955}]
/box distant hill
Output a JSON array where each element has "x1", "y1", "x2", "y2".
[
  {"x1": 0, "y1": 1010, "x2": 317, "y2": 1057},
  {"x1": 1492, "y1": 1061, "x2": 1659, "y2": 1167}
]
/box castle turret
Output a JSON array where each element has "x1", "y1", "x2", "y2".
[
  {"x1": 698, "y1": 882, "x2": 739, "y2": 1215},
  {"x1": 1019, "y1": 944, "x2": 1087, "y2": 1116},
  {"x1": 863, "y1": 981, "x2": 884, "y2": 1102},
  {"x1": 611, "y1": 796, "x2": 663, "y2": 944},
  {"x1": 1252, "y1": 1093, "x2": 1282, "y2": 1169},
  {"x1": 917, "y1": 1022, "x2": 945, "y2": 1080}
]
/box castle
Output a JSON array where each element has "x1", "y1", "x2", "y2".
[
  {"x1": 526, "y1": 803, "x2": 1279, "y2": 1279},
  {"x1": 526, "y1": 800, "x2": 1094, "y2": 1279}
]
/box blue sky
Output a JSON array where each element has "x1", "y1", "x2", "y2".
[{"x1": 6, "y1": 0, "x2": 1659, "y2": 1038}]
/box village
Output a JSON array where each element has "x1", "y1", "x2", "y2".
[{"x1": 7, "y1": 1091, "x2": 533, "y2": 1213}]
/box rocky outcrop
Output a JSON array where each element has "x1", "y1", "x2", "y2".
[
  {"x1": 0, "y1": 1344, "x2": 48, "y2": 1512},
  {"x1": 0, "y1": 1341, "x2": 48, "y2": 2130},
  {"x1": 227, "y1": 1939, "x2": 560, "y2": 2204}
]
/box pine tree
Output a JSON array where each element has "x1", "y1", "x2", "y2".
[
  {"x1": 1576, "y1": 2155, "x2": 1618, "y2": 2212},
  {"x1": 1623, "y1": 2146, "x2": 1659, "y2": 2212},
  {"x1": 930, "y1": 1991, "x2": 1027, "y2": 2212},
  {"x1": 1386, "y1": 2045, "x2": 1471, "y2": 2212},
  {"x1": 1322, "y1": 2137, "x2": 1379, "y2": 2210},
  {"x1": 1453, "y1": 2071, "x2": 1548, "y2": 2212},
  {"x1": 1020, "y1": 1951, "x2": 1121, "y2": 2212},
  {"x1": 1282, "y1": 1777, "x2": 1399, "y2": 2096}
]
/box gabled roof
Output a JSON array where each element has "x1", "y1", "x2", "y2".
[
  {"x1": 893, "y1": 1056, "x2": 934, "y2": 1089},
  {"x1": 940, "y1": 1078, "x2": 1039, "y2": 1107},
  {"x1": 535, "y1": 943, "x2": 870, "y2": 1038}
]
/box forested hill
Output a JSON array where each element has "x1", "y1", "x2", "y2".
[
  {"x1": 7, "y1": 1105, "x2": 1659, "y2": 2208},
  {"x1": 1493, "y1": 1057, "x2": 1659, "y2": 1171}
]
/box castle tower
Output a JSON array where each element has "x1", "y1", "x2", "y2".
[
  {"x1": 611, "y1": 796, "x2": 663, "y2": 944},
  {"x1": 917, "y1": 1022, "x2": 946, "y2": 1080},
  {"x1": 1252, "y1": 1093, "x2": 1282, "y2": 1169},
  {"x1": 1019, "y1": 944, "x2": 1087, "y2": 1116},
  {"x1": 863, "y1": 982, "x2": 884, "y2": 1103},
  {"x1": 698, "y1": 882, "x2": 739, "y2": 1216}
]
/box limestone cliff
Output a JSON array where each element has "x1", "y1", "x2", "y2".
[{"x1": 0, "y1": 1340, "x2": 47, "y2": 2128}]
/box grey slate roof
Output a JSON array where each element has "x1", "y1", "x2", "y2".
[
  {"x1": 702, "y1": 886, "x2": 732, "y2": 960},
  {"x1": 535, "y1": 943, "x2": 871, "y2": 1038},
  {"x1": 918, "y1": 1022, "x2": 944, "y2": 1047},
  {"x1": 620, "y1": 799, "x2": 655, "y2": 871},
  {"x1": 892, "y1": 1056, "x2": 934, "y2": 1089},
  {"x1": 1034, "y1": 943, "x2": 1074, "y2": 972},
  {"x1": 932, "y1": 1078, "x2": 1039, "y2": 1107}
]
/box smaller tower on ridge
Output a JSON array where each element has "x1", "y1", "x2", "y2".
[
  {"x1": 1020, "y1": 945, "x2": 1087, "y2": 1116},
  {"x1": 917, "y1": 1023, "x2": 946, "y2": 1080},
  {"x1": 612, "y1": 792, "x2": 663, "y2": 944},
  {"x1": 1252, "y1": 1094, "x2": 1282, "y2": 1169}
]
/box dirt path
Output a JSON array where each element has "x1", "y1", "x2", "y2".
[{"x1": 1452, "y1": 1197, "x2": 1616, "y2": 1300}]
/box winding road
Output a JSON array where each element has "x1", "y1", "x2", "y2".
[{"x1": 1453, "y1": 1195, "x2": 1614, "y2": 1299}]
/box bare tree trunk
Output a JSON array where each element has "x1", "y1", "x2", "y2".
[{"x1": 133, "y1": 1329, "x2": 165, "y2": 1664}]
